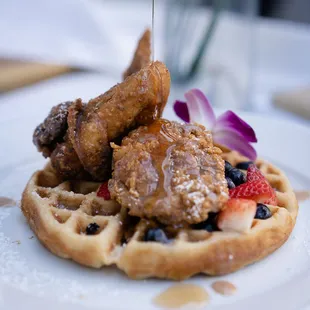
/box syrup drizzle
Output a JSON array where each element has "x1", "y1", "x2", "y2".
[
  {"x1": 153, "y1": 284, "x2": 209, "y2": 309},
  {"x1": 142, "y1": 120, "x2": 177, "y2": 211},
  {"x1": 151, "y1": 0, "x2": 155, "y2": 61}
]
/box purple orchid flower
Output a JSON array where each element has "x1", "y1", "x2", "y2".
[{"x1": 174, "y1": 89, "x2": 258, "y2": 160}]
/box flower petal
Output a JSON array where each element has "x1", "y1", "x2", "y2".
[
  {"x1": 213, "y1": 130, "x2": 257, "y2": 160},
  {"x1": 185, "y1": 89, "x2": 216, "y2": 128},
  {"x1": 215, "y1": 111, "x2": 257, "y2": 143},
  {"x1": 173, "y1": 100, "x2": 190, "y2": 123}
]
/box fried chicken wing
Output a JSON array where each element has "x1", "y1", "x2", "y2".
[
  {"x1": 32, "y1": 27, "x2": 169, "y2": 182},
  {"x1": 109, "y1": 119, "x2": 228, "y2": 225},
  {"x1": 68, "y1": 61, "x2": 170, "y2": 180},
  {"x1": 50, "y1": 134, "x2": 90, "y2": 180},
  {"x1": 33, "y1": 101, "x2": 72, "y2": 157},
  {"x1": 123, "y1": 29, "x2": 151, "y2": 80}
]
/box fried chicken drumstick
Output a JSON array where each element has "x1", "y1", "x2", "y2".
[{"x1": 33, "y1": 61, "x2": 171, "y2": 181}]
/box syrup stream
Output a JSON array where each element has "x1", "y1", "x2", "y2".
[{"x1": 151, "y1": 0, "x2": 155, "y2": 61}]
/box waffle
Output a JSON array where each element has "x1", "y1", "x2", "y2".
[
  {"x1": 21, "y1": 163, "x2": 124, "y2": 267},
  {"x1": 21, "y1": 152, "x2": 298, "y2": 280}
]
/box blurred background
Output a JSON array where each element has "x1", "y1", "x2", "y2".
[{"x1": 0, "y1": 0, "x2": 309, "y2": 122}]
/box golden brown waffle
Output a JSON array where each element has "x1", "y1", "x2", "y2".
[
  {"x1": 21, "y1": 153, "x2": 298, "y2": 280},
  {"x1": 21, "y1": 163, "x2": 123, "y2": 268}
]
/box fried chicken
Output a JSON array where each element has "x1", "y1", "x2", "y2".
[
  {"x1": 33, "y1": 61, "x2": 170, "y2": 181},
  {"x1": 109, "y1": 119, "x2": 229, "y2": 225},
  {"x1": 123, "y1": 29, "x2": 151, "y2": 80},
  {"x1": 33, "y1": 28, "x2": 169, "y2": 181},
  {"x1": 68, "y1": 61, "x2": 170, "y2": 180},
  {"x1": 50, "y1": 134, "x2": 90, "y2": 180},
  {"x1": 33, "y1": 101, "x2": 72, "y2": 158}
]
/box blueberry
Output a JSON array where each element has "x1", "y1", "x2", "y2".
[
  {"x1": 255, "y1": 203, "x2": 272, "y2": 220},
  {"x1": 226, "y1": 168, "x2": 246, "y2": 186},
  {"x1": 226, "y1": 177, "x2": 235, "y2": 189},
  {"x1": 193, "y1": 212, "x2": 218, "y2": 232},
  {"x1": 236, "y1": 161, "x2": 254, "y2": 170},
  {"x1": 225, "y1": 161, "x2": 233, "y2": 176},
  {"x1": 144, "y1": 228, "x2": 169, "y2": 243},
  {"x1": 86, "y1": 223, "x2": 100, "y2": 235}
]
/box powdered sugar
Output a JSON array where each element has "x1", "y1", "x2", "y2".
[{"x1": 0, "y1": 208, "x2": 132, "y2": 307}]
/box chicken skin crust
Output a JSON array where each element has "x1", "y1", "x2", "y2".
[
  {"x1": 67, "y1": 61, "x2": 171, "y2": 180},
  {"x1": 123, "y1": 29, "x2": 151, "y2": 80},
  {"x1": 109, "y1": 119, "x2": 229, "y2": 225}
]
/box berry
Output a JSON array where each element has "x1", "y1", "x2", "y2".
[
  {"x1": 226, "y1": 168, "x2": 246, "y2": 186},
  {"x1": 217, "y1": 198, "x2": 256, "y2": 233},
  {"x1": 255, "y1": 203, "x2": 272, "y2": 220},
  {"x1": 226, "y1": 177, "x2": 235, "y2": 189},
  {"x1": 229, "y1": 179, "x2": 277, "y2": 205},
  {"x1": 193, "y1": 212, "x2": 218, "y2": 232},
  {"x1": 236, "y1": 161, "x2": 254, "y2": 170},
  {"x1": 97, "y1": 182, "x2": 111, "y2": 200},
  {"x1": 144, "y1": 228, "x2": 169, "y2": 243},
  {"x1": 247, "y1": 164, "x2": 265, "y2": 182},
  {"x1": 264, "y1": 194, "x2": 278, "y2": 206},
  {"x1": 225, "y1": 161, "x2": 233, "y2": 175},
  {"x1": 86, "y1": 223, "x2": 100, "y2": 235}
]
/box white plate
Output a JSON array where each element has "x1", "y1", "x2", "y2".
[{"x1": 0, "y1": 74, "x2": 310, "y2": 310}]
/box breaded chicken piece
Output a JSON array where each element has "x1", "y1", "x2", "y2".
[
  {"x1": 109, "y1": 119, "x2": 229, "y2": 225},
  {"x1": 67, "y1": 61, "x2": 170, "y2": 180}
]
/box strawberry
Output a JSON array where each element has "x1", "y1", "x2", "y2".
[
  {"x1": 97, "y1": 182, "x2": 111, "y2": 200},
  {"x1": 264, "y1": 194, "x2": 277, "y2": 206},
  {"x1": 217, "y1": 198, "x2": 256, "y2": 233},
  {"x1": 229, "y1": 179, "x2": 277, "y2": 205},
  {"x1": 246, "y1": 164, "x2": 265, "y2": 182}
]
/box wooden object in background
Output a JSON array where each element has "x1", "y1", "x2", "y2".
[{"x1": 0, "y1": 59, "x2": 73, "y2": 93}]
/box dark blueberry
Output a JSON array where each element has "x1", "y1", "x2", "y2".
[
  {"x1": 144, "y1": 228, "x2": 169, "y2": 243},
  {"x1": 86, "y1": 222, "x2": 100, "y2": 235},
  {"x1": 225, "y1": 161, "x2": 233, "y2": 176},
  {"x1": 192, "y1": 212, "x2": 218, "y2": 232},
  {"x1": 227, "y1": 168, "x2": 246, "y2": 186},
  {"x1": 236, "y1": 161, "x2": 254, "y2": 170},
  {"x1": 226, "y1": 177, "x2": 235, "y2": 189},
  {"x1": 255, "y1": 203, "x2": 272, "y2": 220}
]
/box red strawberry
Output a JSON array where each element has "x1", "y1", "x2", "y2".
[
  {"x1": 265, "y1": 193, "x2": 277, "y2": 206},
  {"x1": 247, "y1": 164, "x2": 265, "y2": 182},
  {"x1": 97, "y1": 182, "x2": 111, "y2": 200},
  {"x1": 229, "y1": 179, "x2": 277, "y2": 205},
  {"x1": 217, "y1": 198, "x2": 256, "y2": 233}
]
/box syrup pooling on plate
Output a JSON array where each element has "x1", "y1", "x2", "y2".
[
  {"x1": 0, "y1": 197, "x2": 16, "y2": 207},
  {"x1": 153, "y1": 284, "x2": 209, "y2": 309},
  {"x1": 294, "y1": 190, "x2": 310, "y2": 202},
  {"x1": 211, "y1": 280, "x2": 237, "y2": 296}
]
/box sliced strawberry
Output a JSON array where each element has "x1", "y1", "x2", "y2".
[
  {"x1": 97, "y1": 182, "x2": 111, "y2": 200},
  {"x1": 229, "y1": 179, "x2": 277, "y2": 205},
  {"x1": 217, "y1": 198, "x2": 256, "y2": 233},
  {"x1": 247, "y1": 164, "x2": 265, "y2": 182},
  {"x1": 265, "y1": 193, "x2": 277, "y2": 206}
]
